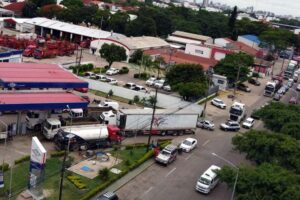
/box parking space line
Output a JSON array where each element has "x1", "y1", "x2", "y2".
[
  {"x1": 143, "y1": 186, "x2": 153, "y2": 195},
  {"x1": 185, "y1": 154, "x2": 193, "y2": 160},
  {"x1": 165, "y1": 167, "x2": 176, "y2": 178},
  {"x1": 202, "y1": 140, "x2": 210, "y2": 147}
]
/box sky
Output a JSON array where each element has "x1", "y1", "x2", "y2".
[{"x1": 211, "y1": 0, "x2": 300, "y2": 16}]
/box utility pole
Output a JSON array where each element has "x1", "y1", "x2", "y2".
[
  {"x1": 233, "y1": 64, "x2": 241, "y2": 101},
  {"x1": 146, "y1": 88, "x2": 158, "y2": 152},
  {"x1": 75, "y1": 48, "x2": 83, "y2": 75},
  {"x1": 202, "y1": 67, "x2": 213, "y2": 118}
]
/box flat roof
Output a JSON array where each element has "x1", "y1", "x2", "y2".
[
  {"x1": 24, "y1": 17, "x2": 126, "y2": 39},
  {"x1": 167, "y1": 35, "x2": 202, "y2": 45},
  {"x1": 0, "y1": 63, "x2": 88, "y2": 88},
  {"x1": 0, "y1": 92, "x2": 88, "y2": 111},
  {"x1": 120, "y1": 108, "x2": 199, "y2": 115},
  {"x1": 172, "y1": 31, "x2": 212, "y2": 42}
]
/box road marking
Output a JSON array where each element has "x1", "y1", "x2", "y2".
[
  {"x1": 185, "y1": 154, "x2": 193, "y2": 160},
  {"x1": 202, "y1": 140, "x2": 210, "y2": 147},
  {"x1": 165, "y1": 167, "x2": 176, "y2": 177},
  {"x1": 144, "y1": 186, "x2": 153, "y2": 195}
]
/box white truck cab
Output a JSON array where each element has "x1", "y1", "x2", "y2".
[
  {"x1": 98, "y1": 101, "x2": 119, "y2": 110},
  {"x1": 70, "y1": 109, "x2": 83, "y2": 118},
  {"x1": 196, "y1": 165, "x2": 221, "y2": 194},
  {"x1": 99, "y1": 110, "x2": 117, "y2": 125},
  {"x1": 43, "y1": 118, "x2": 62, "y2": 139},
  {"x1": 26, "y1": 110, "x2": 62, "y2": 130}
]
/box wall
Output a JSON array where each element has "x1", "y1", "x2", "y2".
[
  {"x1": 185, "y1": 43, "x2": 211, "y2": 58},
  {"x1": 212, "y1": 74, "x2": 228, "y2": 91},
  {"x1": 214, "y1": 52, "x2": 226, "y2": 61},
  {"x1": 214, "y1": 38, "x2": 230, "y2": 47}
]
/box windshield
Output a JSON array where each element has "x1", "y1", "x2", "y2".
[
  {"x1": 161, "y1": 150, "x2": 171, "y2": 156},
  {"x1": 44, "y1": 121, "x2": 52, "y2": 130},
  {"x1": 215, "y1": 99, "x2": 223, "y2": 104},
  {"x1": 27, "y1": 112, "x2": 39, "y2": 118},
  {"x1": 199, "y1": 177, "x2": 211, "y2": 185},
  {"x1": 183, "y1": 140, "x2": 192, "y2": 146},
  {"x1": 265, "y1": 85, "x2": 275, "y2": 92},
  {"x1": 230, "y1": 107, "x2": 243, "y2": 116}
]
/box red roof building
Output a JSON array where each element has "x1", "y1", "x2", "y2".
[
  {"x1": 144, "y1": 48, "x2": 217, "y2": 70},
  {"x1": 3, "y1": 2, "x2": 25, "y2": 17},
  {"x1": 224, "y1": 38, "x2": 259, "y2": 56}
]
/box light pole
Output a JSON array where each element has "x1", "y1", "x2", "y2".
[
  {"x1": 212, "y1": 153, "x2": 239, "y2": 200},
  {"x1": 233, "y1": 64, "x2": 241, "y2": 101},
  {"x1": 202, "y1": 67, "x2": 214, "y2": 118},
  {"x1": 58, "y1": 105, "x2": 74, "y2": 200}
]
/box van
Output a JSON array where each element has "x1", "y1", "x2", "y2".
[
  {"x1": 195, "y1": 165, "x2": 221, "y2": 194},
  {"x1": 98, "y1": 101, "x2": 119, "y2": 110},
  {"x1": 155, "y1": 144, "x2": 178, "y2": 165}
]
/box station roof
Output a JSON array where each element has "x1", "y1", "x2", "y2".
[
  {"x1": 0, "y1": 63, "x2": 88, "y2": 88},
  {"x1": 24, "y1": 17, "x2": 126, "y2": 39},
  {"x1": 0, "y1": 92, "x2": 88, "y2": 111}
]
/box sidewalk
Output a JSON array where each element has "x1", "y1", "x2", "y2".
[{"x1": 91, "y1": 159, "x2": 155, "y2": 200}]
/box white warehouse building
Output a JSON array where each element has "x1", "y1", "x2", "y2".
[{"x1": 90, "y1": 36, "x2": 170, "y2": 60}]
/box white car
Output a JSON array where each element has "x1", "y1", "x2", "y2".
[
  {"x1": 179, "y1": 138, "x2": 197, "y2": 152},
  {"x1": 211, "y1": 98, "x2": 226, "y2": 109},
  {"x1": 146, "y1": 77, "x2": 157, "y2": 86},
  {"x1": 242, "y1": 118, "x2": 255, "y2": 129},
  {"x1": 154, "y1": 79, "x2": 165, "y2": 88},
  {"x1": 106, "y1": 68, "x2": 119, "y2": 75},
  {"x1": 106, "y1": 77, "x2": 118, "y2": 85},
  {"x1": 297, "y1": 84, "x2": 300, "y2": 91},
  {"x1": 163, "y1": 85, "x2": 171, "y2": 92},
  {"x1": 95, "y1": 74, "x2": 107, "y2": 82},
  {"x1": 197, "y1": 120, "x2": 215, "y2": 130}
]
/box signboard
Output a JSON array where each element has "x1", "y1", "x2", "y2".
[
  {"x1": 0, "y1": 172, "x2": 3, "y2": 188},
  {"x1": 27, "y1": 137, "x2": 47, "y2": 200}
]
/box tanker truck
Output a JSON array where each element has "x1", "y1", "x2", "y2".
[{"x1": 53, "y1": 124, "x2": 121, "y2": 151}]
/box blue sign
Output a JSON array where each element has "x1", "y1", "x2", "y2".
[{"x1": 0, "y1": 172, "x2": 3, "y2": 188}]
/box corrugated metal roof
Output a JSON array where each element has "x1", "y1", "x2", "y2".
[
  {"x1": 0, "y1": 92, "x2": 88, "y2": 111},
  {"x1": 0, "y1": 63, "x2": 88, "y2": 88},
  {"x1": 120, "y1": 108, "x2": 199, "y2": 115},
  {"x1": 172, "y1": 31, "x2": 212, "y2": 42},
  {"x1": 24, "y1": 17, "x2": 126, "y2": 39}
]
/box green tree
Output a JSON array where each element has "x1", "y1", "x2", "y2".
[
  {"x1": 228, "y1": 6, "x2": 238, "y2": 40},
  {"x1": 31, "y1": 0, "x2": 56, "y2": 7},
  {"x1": 99, "y1": 43, "x2": 127, "y2": 68},
  {"x1": 108, "y1": 12, "x2": 130, "y2": 34},
  {"x1": 125, "y1": 16, "x2": 157, "y2": 36},
  {"x1": 214, "y1": 52, "x2": 253, "y2": 84},
  {"x1": 61, "y1": 0, "x2": 83, "y2": 7},
  {"x1": 218, "y1": 163, "x2": 300, "y2": 200},
  {"x1": 98, "y1": 167, "x2": 110, "y2": 181},
  {"x1": 129, "y1": 49, "x2": 143, "y2": 64},
  {"x1": 22, "y1": 2, "x2": 38, "y2": 17},
  {"x1": 166, "y1": 64, "x2": 207, "y2": 100}
]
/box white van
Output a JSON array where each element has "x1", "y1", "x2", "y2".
[
  {"x1": 70, "y1": 109, "x2": 84, "y2": 118},
  {"x1": 195, "y1": 165, "x2": 221, "y2": 194},
  {"x1": 98, "y1": 101, "x2": 119, "y2": 110}
]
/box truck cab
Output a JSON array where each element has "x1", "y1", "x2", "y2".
[
  {"x1": 26, "y1": 110, "x2": 62, "y2": 130},
  {"x1": 70, "y1": 109, "x2": 84, "y2": 118},
  {"x1": 43, "y1": 118, "x2": 62, "y2": 139},
  {"x1": 99, "y1": 110, "x2": 117, "y2": 125},
  {"x1": 229, "y1": 102, "x2": 246, "y2": 123},
  {"x1": 196, "y1": 165, "x2": 221, "y2": 194}
]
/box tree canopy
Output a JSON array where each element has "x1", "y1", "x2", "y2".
[
  {"x1": 99, "y1": 44, "x2": 127, "y2": 68},
  {"x1": 218, "y1": 163, "x2": 300, "y2": 200},
  {"x1": 214, "y1": 52, "x2": 254, "y2": 84},
  {"x1": 166, "y1": 64, "x2": 207, "y2": 100}
]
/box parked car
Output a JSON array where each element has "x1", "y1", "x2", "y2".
[
  {"x1": 211, "y1": 98, "x2": 226, "y2": 109},
  {"x1": 273, "y1": 93, "x2": 281, "y2": 101},
  {"x1": 179, "y1": 138, "x2": 197, "y2": 152},
  {"x1": 197, "y1": 120, "x2": 215, "y2": 130},
  {"x1": 133, "y1": 85, "x2": 147, "y2": 92},
  {"x1": 96, "y1": 74, "x2": 107, "y2": 82},
  {"x1": 84, "y1": 72, "x2": 94, "y2": 77},
  {"x1": 282, "y1": 84, "x2": 289, "y2": 92},
  {"x1": 289, "y1": 96, "x2": 298, "y2": 104},
  {"x1": 220, "y1": 121, "x2": 240, "y2": 131},
  {"x1": 155, "y1": 144, "x2": 178, "y2": 165},
  {"x1": 297, "y1": 84, "x2": 300, "y2": 91},
  {"x1": 146, "y1": 77, "x2": 157, "y2": 86},
  {"x1": 154, "y1": 79, "x2": 165, "y2": 88},
  {"x1": 248, "y1": 78, "x2": 261, "y2": 86},
  {"x1": 124, "y1": 82, "x2": 136, "y2": 90},
  {"x1": 293, "y1": 74, "x2": 298, "y2": 83},
  {"x1": 288, "y1": 79, "x2": 294, "y2": 87},
  {"x1": 237, "y1": 83, "x2": 251, "y2": 92},
  {"x1": 106, "y1": 77, "x2": 118, "y2": 85},
  {"x1": 106, "y1": 68, "x2": 119, "y2": 75},
  {"x1": 277, "y1": 87, "x2": 285, "y2": 96},
  {"x1": 242, "y1": 118, "x2": 255, "y2": 129},
  {"x1": 163, "y1": 85, "x2": 171, "y2": 92},
  {"x1": 96, "y1": 191, "x2": 119, "y2": 200},
  {"x1": 74, "y1": 88, "x2": 88, "y2": 93}
]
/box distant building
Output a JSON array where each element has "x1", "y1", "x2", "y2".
[
  {"x1": 3, "y1": 1, "x2": 25, "y2": 17},
  {"x1": 202, "y1": 0, "x2": 209, "y2": 7}
]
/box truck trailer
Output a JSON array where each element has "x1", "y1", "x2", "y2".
[
  {"x1": 53, "y1": 124, "x2": 121, "y2": 151},
  {"x1": 100, "y1": 108, "x2": 199, "y2": 136}
]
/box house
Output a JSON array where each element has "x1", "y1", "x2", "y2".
[{"x1": 3, "y1": 1, "x2": 25, "y2": 17}]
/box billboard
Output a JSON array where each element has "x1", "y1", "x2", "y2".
[{"x1": 27, "y1": 137, "x2": 47, "y2": 200}]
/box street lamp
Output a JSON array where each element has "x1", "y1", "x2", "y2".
[
  {"x1": 212, "y1": 153, "x2": 239, "y2": 200},
  {"x1": 58, "y1": 105, "x2": 74, "y2": 200}
]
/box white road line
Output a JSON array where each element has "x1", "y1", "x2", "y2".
[
  {"x1": 165, "y1": 167, "x2": 176, "y2": 178},
  {"x1": 143, "y1": 186, "x2": 153, "y2": 195},
  {"x1": 202, "y1": 140, "x2": 210, "y2": 147},
  {"x1": 185, "y1": 153, "x2": 193, "y2": 160}
]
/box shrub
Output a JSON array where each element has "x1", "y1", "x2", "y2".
[
  {"x1": 0, "y1": 162, "x2": 9, "y2": 172},
  {"x1": 119, "y1": 66, "x2": 129, "y2": 74},
  {"x1": 133, "y1": 72, "x2": 150, "y2": 80},
  {"x1": 133, "y1": 95, "x2": 140, "y2": 103},
  {"x1": 14, "y1": 155, "x2": 30, "y2": 165},
  {"x1": 113, "y1": 145, "x2": 120, "y2": 151},
  {"x1": 124, "y1": 160, "x2": 131, "y2": 166},
  {"x1": 108, "y1": 89, "x2": 114, "y2": 97},
  {"x1": 67, "y1": 175, "x2": 87, "y2": 190},
  {"x1": 125, "y1": 143, "x2": 148, "y2": 150},
  {"x1": 93, "y1": 67, "x2": 107, "y2": 74},
  {"x1": 50, "y1": 151, "x2": 65, "y2": 157},
  {"x1": 98, "y1": 168, "x2": 110, "y2": 181},
  {"x1": 128, "y1": 100, "x2": 133, "y2": 105},
  {"x1": 65, "y1": 156, "x2": 74, "y2": 168}
]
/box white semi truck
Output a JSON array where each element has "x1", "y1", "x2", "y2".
[
  {"x1": 229, "y1": 102, "x2": 246, "y2": 123},
  {"x1": 264, "y1": 80, "x2": 281, "y2": 97},
  {"x1": 99, "y1": 108, "x2": 199, "y2": 136},
  {"x1": 26, "y1": 110, "x2": 65, "y2": 131},
  {"x1": 53, "y1": 124, "x2": 122, "y2": 151}
]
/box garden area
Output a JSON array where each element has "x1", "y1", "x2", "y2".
[{"x1": 0, "y1": 140, "x2": 170, "y2": 200}]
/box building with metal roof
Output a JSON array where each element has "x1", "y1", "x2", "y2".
[
  {"x1": 0, "y1": 63, "x2": 88, "y2": 89},
  {"x1": 0, "y1": 46, "x2": 22, "y2": 62},
  {"x1": 90, "y1": 36, "x2": 170, "y2": 59},
  {"x1": 23, "y1": 17, "x2": 125, "y2": 42},
  {"x1": 0, "y1": 92, "x2": 88, "y2": 111}
]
